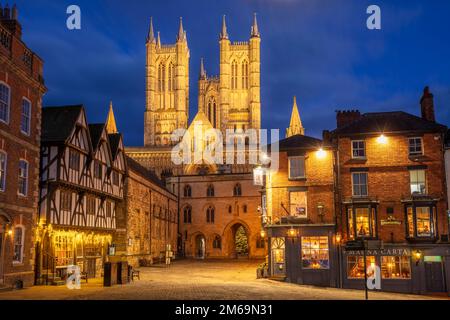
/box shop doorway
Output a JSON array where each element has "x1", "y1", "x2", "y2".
[
  {"x1": 234, "y1": 225, "x2": 249, "y2": 258},
  {"x1": 271, "y1": 237, "x2": 285, "y2": 277},
  {"x1": 0, "y1": 229, "x2": 4, "y2": 284},
  {"x1": 195, "y1": 234, "x2": 206, "y2": 259},
  {"x1": 425, "y1": 259, "x2": 446, "y2": 292}
]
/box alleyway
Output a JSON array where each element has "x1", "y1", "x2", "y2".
[{"x1": 0, "y1": 260, "x2": 445, "y2": 300}]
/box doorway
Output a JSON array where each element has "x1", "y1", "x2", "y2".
[
  {"x1": 0, "y1": 228, "x2": 3, "y2": 284},
  {"x1": 425, "y1": 259, "x2": 446, "y2": 292},
  {"x1": 271, "y1": 237, "x2": 285, "y2": 277},
  {"x1": 234, "y1": 225, "x2": 249, "y2": 258},
  {"x1": 195, "y1": 234, "x2": 206, "y2": 259}
]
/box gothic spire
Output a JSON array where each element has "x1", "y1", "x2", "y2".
[
  {"x1": 251, "y1": 12, "x2": 260, "y2": 38},
  {"x1": 177, "y1": 17, "x2": 184, "y2": 41},
  {"x1": 220, "y1": 15, "x2": 229, "y2": 40},
  {"x1": 147, "y1": 17, "x2": 155, "y2": 43},
  {"x1": 157, "y1": 31, "x2": 161, "y2": 47},
  {"x1": 199, "y1": 58, "x2": 206, "y2": 79},
  {"x1": 106, "y1": 101, "x2": 118, "y2": 134},
  {"x1": 286, "y1": 96, "x2": 304, "y2": 138}
]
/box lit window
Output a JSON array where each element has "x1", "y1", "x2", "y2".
[
  {"x1": 13, "y1": 226, "x2": 24, "y2": 263},
  {"x1": 347, "y1": 206, "x2": 376, "y2": 239},
  {"x1": 54, "y1": 234, "x2": 74, "y2": 266},
  {"x1": 0, "y1": 151, "x2": 6, "y2": 192},
  {"x1": 20, "y1": 98, "x2": 31, "y2": 135},
  {"x1": 381, "y1": 256, "x2": 411, "y2": 279},
  {"x1": 0, "y1": 83, "x2": 10, "y2": 123},
  {"x1": 351, "y1": 140, "x2": 366, "y2": 158},
  {"x1": 410, "y1": 170, "x2": 426, "y2": 194},
  {"x1": 352, "y1": 172, "x2": 368, "y2": 197},
  {"x1": 301, "y1": 236, "x2": 329, "y2": 269},
  {"x1": 288, "y1": 156, "x2": 305, "y2": 179},
  {"x1": 289, "y1": 191, "x2": 307, "y2": 218},
  {"x1": 347, "y1": 256, "x2": 376, "y2": 279},
  {"x1": 18, "y1": 160, "x2": 28, "y2": 196},
  {"x1": 409, "y1": 137, "x2": 423, "y2": 155},
  {"x1": 406, "y1": 206, "x2": 435, "y2": 238}
]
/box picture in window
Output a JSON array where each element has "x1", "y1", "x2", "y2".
[
  {"x1": 347, "y1": 256, "x2": 376, "y2": 279},
  {"x1": 301, "y1": 236, "x2": 329, "y2": 269},
  {"x1": 289, "y1": 191, "x2": 307, "y2": 218},
  {"x1": 381, "y1": 256, "x2": 411, "y2": 279}
]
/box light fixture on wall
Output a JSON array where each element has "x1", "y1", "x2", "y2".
[
  {"x1": 335, "y1": 233, "x2": 341, "y2": 244},
  {"x1": 260, "y1": 229, "x2": 266, "y2": 239},
  {"x1": 317, "y1": 203, "x2": 325, "y2": 222},
  {"x1": 414, "y1": 250, "x2": 422, "y2": 266},
  {"x1": 316, "y1": 148, "x2": 326, "y2": 159},
  {"x1": 377, "y1": 134, "x2": 387, "y2": 144}
]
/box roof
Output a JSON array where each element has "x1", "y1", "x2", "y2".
[
  {"x1": 275, "y1": 134, "x2": 324, "y2": 151},
  {"x1": 108, "y1": 133, "x2": 122, "y2": 159},
  {"x1": 41, "y1": 105, "x2": 83, "y2": 143},
  {"x1": 332, "y1": 111, "x2": 447, "y2": 136},
  {"x1": 88, "y1": 123, "x2": 105, "y2": 150},
  {"x1": 126, "y1": 156, "x2": 166, "y2": 189}
]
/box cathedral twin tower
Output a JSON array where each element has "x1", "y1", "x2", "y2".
[{"x1": 144, "y1": 15, "x2": 261, "y2": 147}]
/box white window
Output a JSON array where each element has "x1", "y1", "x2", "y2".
[
  {"x1": 351, "y1": 140, "x2": 366, "y2": 158},
  {"x1": 410, "y1": 169, "x2": 426, "y2": 194},
  {"x1": 0, "y1": 151, "x2": 6, "y2": 192},
  {"x1": 0, "y1": 82, "x2": 10, "y2": 123},
  {"x1": 289, "y1": 191, "x2": 307, "y2": 218},
  {"x1": 288, "y1": 156, "x2": 305, "y2": 179},
  {"x1": 409, "y1": 137, "x2": 423, "y2": 155},
  {"x1": 21, "y1": 98, "x2": 31, "y2": 135},
  {"x1": 352, "y1": 172, "x2": 368, "y2": 197},
  {"x1": 18, "y1": 160, "x2": 28, "y2": 196},
  {"x1": 13, "y1": 226, "x2": 24, "y2": 263}
]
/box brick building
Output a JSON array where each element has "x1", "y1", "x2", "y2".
[
  {"x1": 116, "y1": 156, "x2": 178, "y2": 267},
  {"x1": 331, "y1": 87, "x2": 450, "y2": 294},
  {"x1": 0, "y1": 5, "x2": 46, "y2": 288},
  {"x1": 262, "y1": 99, "x2": 338, "y2": 286}
]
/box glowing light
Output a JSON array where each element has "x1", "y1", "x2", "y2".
[
  {"x1": 288, "y1": 227, "x2": 297, "y2": 237},
  {"x1": 335, "y1": 233, "x2": 341, "y2": 244},
  {"x1": 7, "y1": 229, "x2": 12, "y2": 236},
  {"x1": 260, "y1": 229, "x2": 266, "y2": 238},
  {"x1": 316, "y1": 148, "x2": 326, "y2": 159},
  {"x1": 377, "y1": 134, "x2": 387, "y2": 144}
]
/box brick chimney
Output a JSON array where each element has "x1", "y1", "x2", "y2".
[
  {"x1": 0, "y1": 4, "x2": 22, "y2": 39},
  {"x1": 336, "y1": 110, "x2": 361, "y2": 128},
  {"x1": 420, "y1": 86, "x2": 435, "y2": 122}
]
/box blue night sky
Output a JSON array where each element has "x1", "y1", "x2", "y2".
[{"x1": 11, "y1": 0, "x2": 450, "y2": 146}]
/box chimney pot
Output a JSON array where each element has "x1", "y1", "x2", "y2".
[
  {"x1": 420, "y1": 86, "x2": 435, "y2": 122},
  {"x1": 336, "y1": 109, "x2": 361, "y2": 128}
]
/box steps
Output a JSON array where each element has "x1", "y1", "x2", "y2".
[{"x1": 39, "y1": 273, "x2": 66, "y2": 286}]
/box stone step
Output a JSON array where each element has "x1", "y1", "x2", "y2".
[{"x1": 51, "y1": 280, "x2": 66, "y2": 286}]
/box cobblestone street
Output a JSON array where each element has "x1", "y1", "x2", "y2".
[{"x1": 0, "y1": 260, "x2": 445, "y2": 300}]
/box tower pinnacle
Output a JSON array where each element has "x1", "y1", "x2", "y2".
[
  {"x1": 220, "y1": 15, "x2": 229, "y2": 40},
  {"x1": 286, "y1": 96, "x2": 304, "y2": 137},
  {"x1": 199, "y1": 58, "x2": 206, "y2": 79},
  {"x1": 147, "y1": 17, "x2": 155, "y2": 43},
  {"x1": 157, "y1": 31, "x2": 161, "y2": 47},
  {"x1": 106, "y1": 101, "x2": 118, "y2": 134},
  {"x1": 177, "y1": 17, "x2": 184, "y2": 41},
  {"x1": 251, "y1": 12, "x2": 260, "y2": 37}
]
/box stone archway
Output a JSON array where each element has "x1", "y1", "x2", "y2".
[
  {"x1": 194, "y1": 233, "x2": 206, "y2": 259},
  {"x1": 0, "y1": 210, "x2": 12, "y2": 285},
  {"x1": 223, "y1": 221, "x2": 251, "y2": 259}
]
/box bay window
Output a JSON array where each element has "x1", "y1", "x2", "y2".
[
  {"x1": 301, "y1": 236, "x2": 329, "y2": 269},
  {"x1": 406, "y1": 205, "x2": 436, "y2": 239},
  {"x1": 347, "y1": 206, "x2": 377, "y2": 239}
]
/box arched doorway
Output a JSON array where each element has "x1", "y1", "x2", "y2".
[
  {"x1": 195, "y1": 234, "x2": 206, "y2": 259},
  {"x1": 0, "y1": 211, "x2": 12, "y2": 285},
  {"x1": 233, "y1": 224, "x2": 249, "y2": 259}
]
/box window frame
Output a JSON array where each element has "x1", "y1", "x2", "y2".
[
  {"x1": 409, "y1": 169, "x2": 426, "y2": 195},
  {"x1": 183, "y1": 206, "x2": 192, "y2": 224},
  {"x1": 347, "y1": 205, "x2": 377, "y2": 239},
  {"x1": 69, "y1": 149, "x2": 80, "y2": 171},
  {"x1": 288, "y1": 156, "x2": 306, "y2": 180},
  {"x1": 20, "y1": 97, "x2": 32, "y2": 136},
  {"x1": 0, "y1": 150, "x2": 6, "y2": 192},
  {"x1": 12, "y1": 225, "x2": 25, "y2": 264},
  {"x1": 381, "y1": 255, "x2": 412, "y2": 279},
  {"x1": 18, "y1": 159, "x2": 28, "y2": 196},
  {"x1": 351, "y1": 140, "x2": 366, "y2": 159},
  {"x1": 206, "y1": 206, "x2": 215, "y2": 224},
  {"x1": 351, "y1": 171, "x2": 368, "y2": 197},
  {"x1": 0, "y1": 81, "x2": 11, "y2": 124},
  {"x1": 301, "y1": 236, "x2": 330, "y2": 269},
  {"x1": 405, "y1": 204, "x2": 436, "y2": 239},
  {"x1": 289, "y1": 190, "x2": 308, "y2": 218},
  {"x1": 408, "y1": 137, "x2": 423, "y2": 156},
  {"x1": 183, "y1": 185, "x2": 192, "y2": 197}
]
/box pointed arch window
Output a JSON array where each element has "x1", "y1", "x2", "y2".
[
  {"x1": 233, "y1": 183, "x2": 242, "y2": 197},
  {"x1": 184, "y1": 185, "x2": 192, "y2": 197},
  {"x1": 207, "y1": 97, "x2": 217, "y2": 128},
  {"x1": 168, "y1": 62, "x2": 175, "y2": 91},
  {"x1": 206, "y1": 206, "x2": 215, "y2": 223},
  {"x1": 242, "y1": 61, "x2": 249, "y2": 89},
  {"x1": 213, "y1": 235, "x2": 222, "y2": 249},
  {"x1": 183, "y1": 206, "x2": 192, "y2": 224},
  {"x1": 158, "y1": 63, "x2": 165, "y2": 92},
  {"x1": 231, "y1": 60, "x2": 238, "y2": 89},
  {"x1": 207, "y1": 184, "x2": 215, "y2": 197}
]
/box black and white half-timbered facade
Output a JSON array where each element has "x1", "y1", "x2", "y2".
[{"x1": 36, "y1": 105, "x2": 126, "y2": 282}]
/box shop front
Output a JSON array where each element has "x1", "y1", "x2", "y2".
[
  {"x1": 267, "y1": 224, "x2": 339, "y2": 287},
  {"x1": 342, "y1": 244, "x2": 450, "y2": 295}
]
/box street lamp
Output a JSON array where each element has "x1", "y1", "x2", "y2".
[{"x1": 260, "y1": 229, "x2": 266, "y2": 239}]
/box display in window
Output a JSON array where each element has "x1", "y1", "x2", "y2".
[
  {"x1": 289, "y1": 191, "x2": 307, "y2": 218},
  {"x1": 301, "y1": 236, "x2": 329, "y2": 269},
  {"x1": 381, "y1": 256, "x2": 411, "y2": 279},
  {"x1": 347, "y1": 256, "x2": 376, "y2": 279}
]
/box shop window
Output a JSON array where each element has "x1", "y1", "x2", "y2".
[
  {"x1": 301, "y1": 236, "x2": 329, "y2": 269},
  {"x1": 289, "y1": 191, "x2": 307, "y2": 218},
  {"x1": 410, "y1": 170, "x2": 426, "y2": 195},
  {"x1": 352, "y1": 172, "x2": 368, "y2": 197},
  {"x1": 54, "y1": 234, "x2": 74, "y2": 266},
  {"x1": 408, "y1": 137, "x2": 423, "y2": 156},
  {"x1": 381, "y1": 256, "x2": 411, "y2": 279},
  {"x1": 13, "y1": 226, "x2": 24, "y2": 263},
  {"x1": 351, "y1": 140, "x2": 366, "y2": 158},
  {"x1": 347, "y1": 206, "x2": 377, "y2": 239},
  {"x1": 406, "y1": 206, "x2": 435, "y2": 238},
  {"x1": 347, "y1": 256, "x2": 376, "y2": 279},
  {"x1": 288, "y1": 156, "x2": 305, "y2": 179}
]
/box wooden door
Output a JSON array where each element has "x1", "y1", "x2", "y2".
[{"x1": 425, "y1": 261, "x2": 445, "y2": 292}]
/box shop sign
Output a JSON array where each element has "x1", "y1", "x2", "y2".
[
  {"x1": 345, "y1": 248, "x2": 411, "y2": 256},
  {"x1": 380, "y1": 219, "x2": 401, "y2": 226}
]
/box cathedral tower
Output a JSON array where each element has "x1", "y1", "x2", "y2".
[{"x1": 144, "y1": 17, "x2": 190, "y2": 146}]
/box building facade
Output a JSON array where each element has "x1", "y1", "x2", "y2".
[
  {"x1": 0, "y1": 5, "x2": 46, "y2": 288},
  {"x1": 116, "y1": 156, "x2": 178, "y2": 267},
  {"x1": 331, "y1": 87, "x2": 450, "y2": 295},
  {"x1": 37, "y1": 105, "x2": 126, "y2": 283}
]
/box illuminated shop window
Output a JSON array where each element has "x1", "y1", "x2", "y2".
[
  {"x1": 347, "y1": 256, "x2": 376, "y2": 279},
  {"x1": 301, "y1": 236, "x2": 329, "y2": 269},
  {"x1": 381, "y1": 256, "x2": 411, "y2": 279}
]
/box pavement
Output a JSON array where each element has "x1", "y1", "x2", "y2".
[{"x1": 0, "y1": 259, "x2": 446, "y2": 300}]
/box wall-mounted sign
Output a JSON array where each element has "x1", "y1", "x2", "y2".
[{"x1": 345, "y1": 248, "x2": 411, "y2": 256}]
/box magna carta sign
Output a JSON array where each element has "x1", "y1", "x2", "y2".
[{"x1": 345, "y1": 248, "x2": 411, "y2": 256}]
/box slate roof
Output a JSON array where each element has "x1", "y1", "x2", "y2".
[
  {"x1": 125, "y1": 156, "x2": 166, "y2": 189},
  {"x1": 88, "y1": 123, "x2": 105, "y2": 150},
  {"x1": 275, "y1": 134, "x2": 324, "y2": 151},
  {"x1": 332, "y1": 111, "x2": 447, "y2": 136},
  {"x1": 41, "y1": 105, "x2": 83, "y2": 143},
  {"x1": 108, "y1": 133, "x2": 122, "y2": 159}
]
